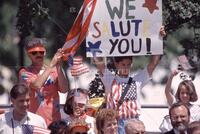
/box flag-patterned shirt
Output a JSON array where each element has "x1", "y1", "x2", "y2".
[
  {"x1": 101, "y1": 67, "x2": 150, "y2": 119},
  {"x1": 18, "y1": 67, "x2": 61, "y2": 126}
]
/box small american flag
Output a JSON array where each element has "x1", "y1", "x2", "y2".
[
  {"x1": 22, "y1": 124, "x2": 51, "y2": 134},
  {"x1": 70, "y1": 56, "x2": 89, "y2": 77}
]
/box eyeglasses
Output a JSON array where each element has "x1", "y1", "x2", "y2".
[
  {"x1": 75, "y1": 132, "x2": 87, "y2": 134},
  {"x1": 30, "y1": 51, "x2": 45, "y2": 55}
]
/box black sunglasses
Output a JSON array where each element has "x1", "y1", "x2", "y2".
[
  {"x1": 30, "y1": 51, "x2": 45, "y2": 55},
  {"x1": 75, "y1": 132, "x2": 87, "y2": 134}
]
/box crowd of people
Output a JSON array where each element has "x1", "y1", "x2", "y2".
[{"x1": 0, "y1": 27, "x2": 200, "y2": 134}]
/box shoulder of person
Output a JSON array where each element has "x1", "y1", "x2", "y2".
[
  {"x1": 86, "y1": 115, "x2": 95, "y2": 120},
  {"x1": 189, "y1": 104, "x2": 200, "y2": 111},
  {"x1": 27, "y1": 112, "x2": 45, "y2": 122},
  {"x1": 1, "y1": 111, "x2": 12, "y2": 120}
]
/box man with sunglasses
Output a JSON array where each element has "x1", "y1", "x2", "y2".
[{"x1": 18, "y1": 38, "x2": 69, "y2": 126}]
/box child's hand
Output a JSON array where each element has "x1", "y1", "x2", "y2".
[
  {"x1": 159, "y1": 26, "x2": 166, "y2": 37},
  {"x1": 171, "y1": 70, "x2": 180, "y2": 77}
]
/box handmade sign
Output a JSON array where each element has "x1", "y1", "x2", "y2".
[{"x1": 86, "y1": 0, "x2": 163, "y2": 57}]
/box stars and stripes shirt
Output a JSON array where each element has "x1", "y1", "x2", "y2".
[
  {"x1": 101, "y1": 67, "x2": 151, "y2": 119},
  {"x1": 18, "y1": 67, "x2": 61, "y2": 126}
]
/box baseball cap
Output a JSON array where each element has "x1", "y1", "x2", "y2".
[
  {"x1": 25, "y1": 38, "x2": 46, "y2": 52},
  {"x1": 74, "y1": 91, "x2": 88, "y2": 105}
]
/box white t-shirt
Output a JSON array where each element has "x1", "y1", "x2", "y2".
[
  {"x1": 0, "y1": 110, "x2": 47, "y2": 134},
  {"x1": 188, "y1": 104, "x2": 200, "y2": 122},
  {"x1": 101, "y1": 67, "x2": 150, "y2": 118}
]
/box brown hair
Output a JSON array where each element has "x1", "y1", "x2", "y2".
[
  {"x1": 175, "y1": 80, "x2": 198, "y2": 102},
  {"x1": 25, "y1": 38, "x2": 46, "y2": 50},
  {"x1": 114, "y1": 56, "x2": 132, "y2": 63},
  {"x1": 187, "y1": 121, "x2": 200, "y2": 134},
  {"x1": 10, "y1": 83, "x2": 29, "y2": 99},
  {"x1": 95, "y1": 108, "x2": 117, "y2": 134},
  {"x1": 169, "y1": 102, "x2": 190, "y2": 118},
  {"x1": 64, "y1": 88, "x2": 88, "y2": 115}
]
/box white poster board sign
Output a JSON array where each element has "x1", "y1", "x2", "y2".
[{"x1": 86, "y1": 0, "x2": 163, "y2": 57}]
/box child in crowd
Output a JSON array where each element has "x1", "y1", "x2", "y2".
[
  {"x1": 63, "y1": 88, "x2": 96, "y2": 134},
  {"x1": 93, "y1": 27, "x2": 165, "y2": 134},
  {"x1": 161, "y1": 70, "x2": 200, "y2": 132}
]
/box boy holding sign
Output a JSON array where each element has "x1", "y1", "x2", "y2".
[{"x1": 93, "y1": 27, "x2": 165, "y2": 134}]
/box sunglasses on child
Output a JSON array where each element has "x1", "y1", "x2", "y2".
[{"x1": 30, "y1": 51, "x2": 45, "y2": 55}]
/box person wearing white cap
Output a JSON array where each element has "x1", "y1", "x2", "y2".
[{"x1": 63, "y1": 88, "x2": 96, "y2": 134}]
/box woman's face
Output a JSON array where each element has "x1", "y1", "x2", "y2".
[
  {"x1": 179, "y1": 85, "x2": 190, "y2": 104},
  {"x1": 102, "y1": 119, "x2": 118, "y2": 134}
]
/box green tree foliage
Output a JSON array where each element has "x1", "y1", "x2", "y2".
[
  {"x1": 16, "y1": 0, "x2": 83, "y2": 59},
  {"x1": 0, "y1": 0, "x2": 18, "y2": 67},
  {"x1": 163, "y1": 0, "x2": 200, "y2": 31}
]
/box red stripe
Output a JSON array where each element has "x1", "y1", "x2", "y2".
[
  {"x1": 63, "y1": 0, "x2": 97, "y2": 55},
  {"x1": 121, "y1": 102, "x2": 125, "y2": 119},
  {"x1": 134, "y1": 100, "x2": 138, "y2": 115},
  {"x1": 70, "y1": 0, "x2": 97, "y2": 54},
  {"x1": 126, "y1": 101, "x2": 130, "y2": 119},
  {"x1": 33, "y1": 126, "x2": 51, "y2": 134},
  {"x1": 130, "y1": 101, "x2": 134, "y2": 118},
  {"x1": 115, "y1": 83, "x2": 120, "y2": 101}
]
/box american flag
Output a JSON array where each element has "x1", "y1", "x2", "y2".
[
  {"x1": 22, "y1": 124, "x2": 51, "y2": 134},
  {"x1": 62, "y1": 0, "x2": 97, "y2": 57},
  {"x1": 71, "y1": 56, "x2": 89, "y2": 77},
  {"x1": 122, "y1": 81, "x2": 137, "y2": 101}
]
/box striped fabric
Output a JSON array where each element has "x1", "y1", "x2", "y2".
[
  {"x1": 62, "y1": 0, "x2": 97, "y2": 57},
  {"x1": 22, "y1": 124, "x2": 51, "y2": 134},
  {"x1": 71, "y1": 56, "x2": 89, "y2": 77},
  {"x1": 107, "y1": 80, "x2": 138, "y2": 119}
]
